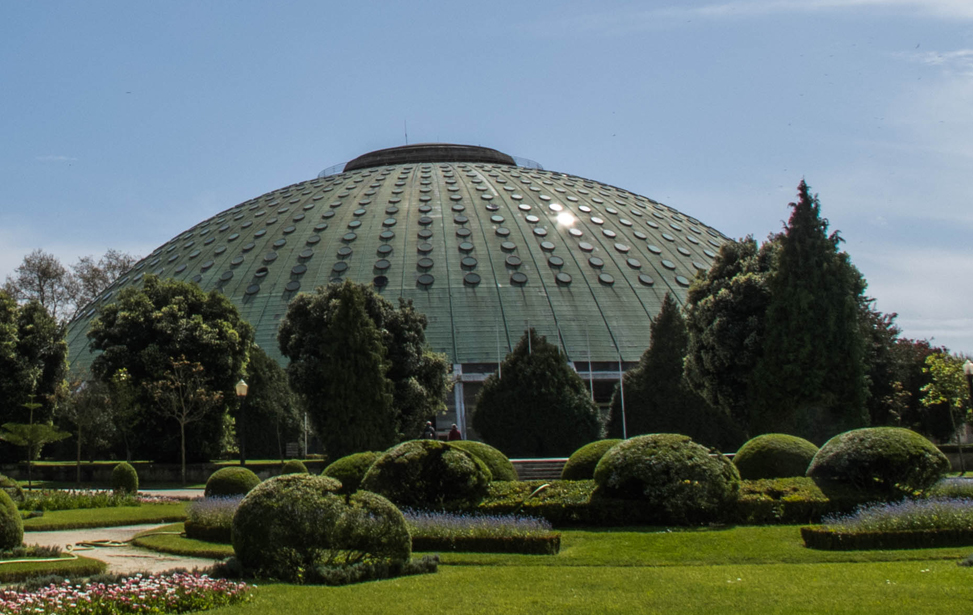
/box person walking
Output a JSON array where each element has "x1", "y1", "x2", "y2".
[
  {"x1": 421, "y1": 421, "x2": 437, "y2": 439},
  {"x1": 447, "y1": 424, "x2": 462, "y2": 441}
]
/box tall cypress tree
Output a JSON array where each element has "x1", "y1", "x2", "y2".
[
  {"x1": 608, "y1": 294, "x2": 744, "y2": 450},
  {"x1": 750, "y1": 181, "x2": 868, "y2": 442}
]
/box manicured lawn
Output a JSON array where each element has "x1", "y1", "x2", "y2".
[
  {"x1": 0, "y1": 555, "x2": 106, "y2": 583},
  {"x1": 22, "y1": 502, "x2": 188, "y2": 531},
  {"x1": 132, "y1": 522, "x2": 235, "y2": 559}
]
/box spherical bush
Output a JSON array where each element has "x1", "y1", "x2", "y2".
[
  {"x1": 0, "y1": 490, "x2": 23, "y2": 550},
  {"x1": 448, "y1": 441, "x2": 517, "y2": 481},
  {"x1": 360, "y1": 440, "x2": 491, "y2": 509},
  {"x1": 733, "y1": 434, "x2": 818, "y2": 480},
  {"x1": 232, "y1": 474, "x2": 410, "y2": 581},
  {"x1": 561, "y1": 439, "x2": 622, "y2": 480},
  {"x1": 280, "y1": 460, "x2": 309, "y2": 475},
  {"x1": 205, "y1": 467, "x2": 261, "y2": 497},
  {"x1": 0, "y1": 474, "x2": 24, "y2": 504},
  {"x1": 593, "y1": 433, "x2": 741, "y2": 523},
  {"x1": 322, "y1": 452, "x2": 381, "y2": 493},
  {"x1": 807, "y1": 427, "x2": 949, "y2": 495},
  {"x1": 111, "y1": 462, "x2": 139, "y2": 494}
]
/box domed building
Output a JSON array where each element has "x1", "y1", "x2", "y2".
[{"x1": 65, "y1": 144, "x2": 729, "y2": 435}]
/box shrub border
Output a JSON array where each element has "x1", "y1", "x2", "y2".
[
  {"x1": 411, "y1": 534, "x2": 560, "y2": 555},
  {"x1": 801, "y1": 526, "x2": 973, "y2": 551},
  {"x1": 183, "y1": 520, "x2": 232, "y2": 544}
]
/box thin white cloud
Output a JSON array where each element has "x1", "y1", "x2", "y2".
[
  {"x1": 689, "y1": 0, "x2": 973, "y2": 20},
  {"x1": 35, "y1": 155, "x2": 78, "y2": 162}
]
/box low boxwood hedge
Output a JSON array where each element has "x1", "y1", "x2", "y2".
[
  {"x1": 411, "y1": 535, "x2": 560, "y2": 555},
  {"x1": 561, "y1": 440, "x2": 621, "y2": 480},
  {"x1": 183, "y1": 520, "x2": 232, "y2": 544},
  {"x1": 448, "y1": 441, "x2": 518, "y2": 482},
  {"x1": 732, "y1": 477, "x2": 884, "y2": 525},
  {"x1": 733, "y1": 434, "x2": 818, "y2": 480},
  {"x1": 800, "y1": 526, "x2": 973, "y2": 551}
]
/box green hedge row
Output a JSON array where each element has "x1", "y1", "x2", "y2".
[
  {"x1": 731, "y1": 477, "x2": 883, "y2": 525},
  {"x1": 411, "y1": 534, "x2": 560, "y2": 555},
  {"x1": 183, "y1": 520, "x2": 232, "y2": 544},
  {"x1": 800, "y1": 526, "x2": 973, "y2": 551}
]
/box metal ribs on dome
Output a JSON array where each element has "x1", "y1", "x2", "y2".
[{"x1": 65, "y1": 153, "x2": 729, "y2": 373}]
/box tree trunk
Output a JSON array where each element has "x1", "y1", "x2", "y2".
[
  {"x1": 76, "y1": 427, "x2": 82, "y2": 487},
  {"x1": 180, "y1": 421, "x2": 187, "y2": 486}
]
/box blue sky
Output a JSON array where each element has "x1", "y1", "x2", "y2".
[{"x1": 1, "y1": 0, "x2": 970, "y2": 353}]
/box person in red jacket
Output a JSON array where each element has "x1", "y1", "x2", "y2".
[{"x1": 447, "y1": 424, "x2": 462, "y2": 441}]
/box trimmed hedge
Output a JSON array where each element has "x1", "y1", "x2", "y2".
[
  {"x1": 733, "y1": 434, "x2": 818, "y2": 480},
  {"x1": 801, "y1": 526, "x2": 973, "y2": 551},
  {"x1": 110, "y1": 462, "x2": 139, "y2": 495},
  {"x1": 807, "y1": 427, "x2": 949, "y2": 495},
  {"x1": 593, "y1": 434, "x2": 740, "y2": 524},
  {"x1": 412, "y1": 534, "x2": 560, "y2": 555},
  {"x1": 0, "y1": 475, "x2": 24, "y2": 504},
  {"x1": 0, "y1": 490, "x2": 23, "y2": 550},
  {"x1": 361, "y1": 440, "x2": 491, "y2": 510},
  {"x1": 280, "y1": 460, "x2": 309, "y2": 475},
  {"x1": 205, "y1": 467, "x2": 261, "y2": 498},
  {"x1": 322, "y1": 452, "x2": 381, "y2": 493},
  {"x1": 184, "y1": 520, "x2": 232, "y2": 544},
  {"x1": 232, "y1": 474, "x2": 411, "y2": 582},
  {"x1": 448, "y1": 441, "x2": 518, "y2": 481},
  {"x1": 732, "y1": 477, "x2": 886, "y2": 525},
  {"x1": 561, "y1": 440, "x2": 622, "y2": 480}
]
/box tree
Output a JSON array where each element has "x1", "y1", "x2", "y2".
[
  {"x1": 239, "y1": 345, "x2": 303, "y2": 462},
  {"x1": 60, "y1": 375, "x2": 118, "y2": 484},
  {"x1": 0, "y1": 392, "x2": 70, "y2": 489},
  {"x1": 279, "y1": 281, "x2": 397, "y2": 459},
  {"x1": 748, "y1": 181, "x2": 869, "y2": 443},
  {"x1": 2, "y1": 250, "x2": 74, "y2": 321},
  {"x1": 278, "y1": 281, "x2": 452, "y2": 450},
  {"x1": 472, "y1": 328, "x2": 604, "y2": 458},
  {"x1": 146, "y1": 358, "x2": 224, "y2": 485},
  {"x1": 69, "y1": 249, "x2": 139, "y2": 317},
  {"x1": 684, "y1": 236, "x2": 777, "y2": 435},
  {"x1": 921, "y1": 353, "x2": 971, "y2": 438},
  {"x1": 607, "y1": 294, "x2": 744, "y2": 451},
  {"x1": 88, "y1": 275, "x2": 253, "y2": 462}
]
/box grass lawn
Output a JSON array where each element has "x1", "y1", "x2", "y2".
[
  {"x1": 0, "y1": 555, "x2": 106, "y2": 584},
  {"x1": 132, "y1": 522, "x2": 235, "y2": 559},
  {"x1": 22, "y1": 502, "x2": 188, "y2": 531},
  {"x1": 126, "y1": 523, "x2": 973, "y2": 614}
]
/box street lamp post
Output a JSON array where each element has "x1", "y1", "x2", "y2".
[{"x1": 236, "y1": 379, "x2": 249, "y2": 467}]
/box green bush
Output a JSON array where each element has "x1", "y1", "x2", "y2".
[
  {"x1": 232, "y1": 474, "x2": 411, "y2": 583},
  {"x1": 0, "y1": 475, "x2": 24, "y2": 504},
  {"x1": 110, "y1": 462, "x2": 139, "y2": 495},
  {"x1": 448, "y1": 441, "x2": 517, "y2": 481},
  {"x1": 0, "y1": 489, "x2": 24, "y2": 550},
  {"x1": 733, "y1": 477, "x2": 881, "y2": 525},
  {"x1": 280, "y1": 460, "x2": 309, "y2": 475},
  {"x1": 593, "y1": 434, "x2": 741, "y2": 523},
  {"x1": 806, "y1": 427, "x2": 949, "y2": 496},
  {"x1": 205, "y1": 467, "x2": 261, "y2": 498},
  {"x1": 360, "y1": 440, "x2": 491, "y2": 510},
  {"x1": 322, "y1": 452, "x2": 381, "y2": 493},
  {"x1": 733, "y1": 434, "x2": 818, "y2": 480},
  {"x1": 561, "y1": 440, "x2": 622, "y2": 480}
]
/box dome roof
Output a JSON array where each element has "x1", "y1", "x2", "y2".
[{"x1": 65, "y1": 144, "x2": 729, "y2": 372}]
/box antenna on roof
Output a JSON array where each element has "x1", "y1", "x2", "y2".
[{"x1": 404, "y1": 120, "x2": 408, "y2": 145}]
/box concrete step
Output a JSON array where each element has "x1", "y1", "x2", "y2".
[{"x1": 510, "y1": 458, "x2": 568, "y2": 481}]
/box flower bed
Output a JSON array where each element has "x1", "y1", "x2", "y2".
[
  {"x1": 0, "y1": 572, "x2": 252, "y2": 614},
  {"x1": 404, "y1": 509, "x2": 560, "y2": 554},
  {"x1": 802, "y1": 497, "x2": 973, "y2": 550},
  {"x1": 184, "y1": 495, "x2": 242, "y2": 544}
]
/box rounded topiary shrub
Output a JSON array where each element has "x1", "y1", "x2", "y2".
[
  {"x1": 448, "y1": 441, "x2": 517, "y2": 481},
  {"x1": 562, "y1": 439, "x2": 622, "y2": 480},
  {"x1": 360, "y1": 440, "x2": 491, "y2": 509},
  {"x1": 232, "y1": 474, "x2": 410, "y2": 581},
  {"x1": 205, "y1": 467, "x2": 262, "y2": 498},
  {"x1": 806, "y1": 427, "x2": 949, "y2": 495},
  {"x1": 0, "y1": 489, "x2": 23, "y2": 550},
  {"x1": 593, "y1": 433, "x2": 741, "y2": 523},
  {"x1": 733, "y1": 434, "x2": 818, "y2": 480},
  {"x1": 111, "y1": 462, "x2": 139, "y2": 495},
  {"x1": 280, "y1": 460, "x2": 309, "y2": 475},
  {"x1": 0, "y1": 474, "x2": 24, "y2": 504},
  {"x1": 322, "y1": 451, "x2": 381, "y2": 493}
]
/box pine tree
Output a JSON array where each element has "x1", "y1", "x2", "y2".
[
  {"x1": 608, "y1": 294, "x2": 744, "y2": 450},
  {"x1": 749, "y1": 181, "x2": 868, "y2": 442},
  {"x1": 472, "y1": 328, "x2": 603, "y2": 458}
]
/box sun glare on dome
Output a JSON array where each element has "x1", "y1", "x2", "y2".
[{"x1": 556, "y1": 212, "x2": 575, "y2": 226}]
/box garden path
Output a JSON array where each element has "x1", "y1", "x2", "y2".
[{"x1": 23, "y1": 524, "x2": 220, "y2": 575}]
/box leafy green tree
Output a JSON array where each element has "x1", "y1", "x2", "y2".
[
  {"x1": 61, "y1": 375, "x2": 118, "y2": 484},
  {"x1": 921, "y1": 352, "x2": 972, "y2": 459},
  {"x1": 472, "y1": 328, "x2": 604, "y2": 457},
  {"x1": 278, "y1": 281, "x2": 451, "y2": 452},
  {"x1": 749, "y1": 181, "x2": 868, "y2": 443},
  {"x1": 684, "y1": 236, "x2": 777, "y2": 435},
  {"x1": 239, "y1": 345, "x2": 303, "y2": 462},
  {"x1": 279, "y1": 281, "x2": 397, "y2": 459},
  {"x1": 2, "y1": 250, "x2": 74, "y2": 321},
  {"x1": 88, "y1": 275, "x2": 253, "y2": 462},
  {"x1": 0, "y1": 393, "x2": 70, "y2": 489},
  {"x1": 146, "y1": 358, "x2": 225, "y2": 485},
  {"x1": 608, "y1": 294, "x2": 744, "y2": 450}
]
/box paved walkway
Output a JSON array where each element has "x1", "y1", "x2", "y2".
[
  {"x1": 23, "y1": 524, "x2": 223, "y2": 575},
  {"x1": 140, "y1": 488, "x2": 205, "y2": 500}
]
